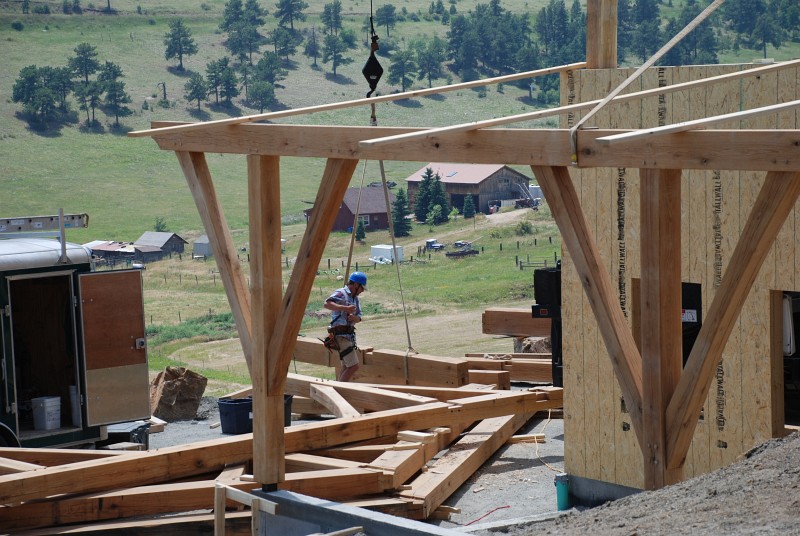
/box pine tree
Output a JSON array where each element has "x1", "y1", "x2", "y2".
[
  {"x1": 429, "y1": 173, "x2": 449, "y2": 224},
  {"x1": 355, "y1": 219, "x2": 366, "y2": 241},
  {"x1": 414, "y1": 167, "x2": 436, "y2": 222},
  {"x1": 462, "y1": 194, "x2": 476, "y2": 219},
  {"x1": 392, "y1": 188, "x2": 412, "y2": 237}
]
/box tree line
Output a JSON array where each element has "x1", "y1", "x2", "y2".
[{"x1": 12, "y1": 0, "x2": 800, "y2": 128}]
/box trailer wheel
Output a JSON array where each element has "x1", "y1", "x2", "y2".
[{"x1": 0, "y1": 424, "x2": 20, "y2": 447}]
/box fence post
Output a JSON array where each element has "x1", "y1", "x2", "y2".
[
  {"x1": 517, "y1": 241, "x2": 519, "y2": 249},
  {"x1": 500, "y1": 243, "x2": 503, "y2": 251}
]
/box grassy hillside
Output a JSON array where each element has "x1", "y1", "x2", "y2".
[{"x1": 0, "y1": 0, "x2": 555, "y2": 242}]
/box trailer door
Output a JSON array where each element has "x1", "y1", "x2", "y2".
[{"x1": 79, "y1": 271, "x2": 149, "y2": 426}]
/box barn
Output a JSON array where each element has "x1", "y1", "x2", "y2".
[{"x1": 404, "y1": 163, "x2": 530, "y2": 214}]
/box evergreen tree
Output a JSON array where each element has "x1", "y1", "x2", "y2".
[
  {"x1": 206, "y1": 58, "x2": 228, "y2": 104},
  {"x1": 304, "y1": 26, "x2": 320, "y2": 66},
  {"x1": 255, "y1": 51, "x2": 286, "y2": 84},
  {"x1": 374, "y1": 4, "x2": 397, "y2": 38},
  {"x1": 164, "y1": 18, "x2": 198, "y2": 71},
  {"x1": 103, "y1": 79, "x2": 132, "y2": 125},
  {"x1": 184, "y1": 72, "x2": 208, "y2": 111},
  {"x1": 355, "y1": 219, "x2": 366, "y2": 241},
  {"x1": 414, "y1": 167, "x2": 436, "y2": 222},
  {"x1": 321, "y1": 0, "x2": 342, "y2": 35},
  {"x1": 388, "y1": 47, "x2": 416, "y2": 91},
  {"x1": 426, "y1": 205, "x2": 443, "y2": 229},
  {"x1": 48, "y1": 66, "x2": 74, "y2": 109},
  {"x1": 630, "y1": 0, "x2": 661, "y2": 62},
  {"x1": 68, "y1": 43, "x2": 100, "y2": 83},
  {"x1": 413, "y1": 36, "x2": 446, "y2": 88},
  {"x1": 462, "y1": 194, "x2": 476, "y2": 219},
  {"x1": 391, "y1": 188, "x2": 412, "y2": 237},
  {"x1": 74, "y1": 80, "x2": 102, "y2": 125},
  {"x1": 752, "y1": 12, "x2": 783, "y2": 59},
  {"x1": 244, "y1": 0, "x2": 267, "y2": 26},
  {"x1": 221, "y1": 0, "x2": 245, "y2": 32},
  {"x1": 322, "y1": 33, "x2": 353, "y2": 75},
  {"x1": 249, "y1": 80, "x2": 275, "y2": 112},
  {"x1": 272, "y1": 25, "x2": 299, "y2": 61},
  {"x1": 98, "y1": 61, "x2": 131, "y2": 125},
  {"x1": 428, "y1": 173, "x2": 450, "y2": 224},
  {"x1": 12, "y1": 65, "x2": 58, "y2": 122},
  {"x1": 275, "y1": 0, "x2": 308, "y2": 30},
  {"x1": 219, "y1": 64, "x2": 240, "y2": 103}
]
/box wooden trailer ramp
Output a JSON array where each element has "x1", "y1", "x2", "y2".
[{"x1": 0, "y1": 379, "x2": 562, "y2": 534}]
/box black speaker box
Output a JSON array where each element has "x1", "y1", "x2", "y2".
[{"x1": 534, "y1": 267, "x2": 561, "y2": 306}]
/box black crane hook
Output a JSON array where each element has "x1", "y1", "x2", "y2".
[{"x1": 362, "y1": 32, "x2": 383, "y2": 98}]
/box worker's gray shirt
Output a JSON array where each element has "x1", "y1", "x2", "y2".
[{"x1": 326, "y1": 286, "x2": 361, "y2": 340}]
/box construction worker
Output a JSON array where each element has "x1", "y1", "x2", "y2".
[{"x1": 324, "y1": 271, "x2": 367, "y2": 381}]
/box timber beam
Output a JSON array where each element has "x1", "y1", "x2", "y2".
[{"x1": 152, "y1": 125, "x2": 800, "y2": 172}]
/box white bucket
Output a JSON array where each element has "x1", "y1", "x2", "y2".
[{"x1": 31, "y1": 396, "x2": 61, "y2": 431}]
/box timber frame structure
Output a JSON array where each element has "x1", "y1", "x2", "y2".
[{"x1": 130, "y1": 0, "x2": 800, "y2": 493}]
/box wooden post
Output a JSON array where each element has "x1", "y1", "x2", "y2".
[
  {"x1": 266, "y1": 158, "x2": 359, "y2": 391},
  {"x1": 249, "y1": 155, "x2": 285, "y2": 486},
  {"x1": 640, "y1": 168, "x2": 683, "y2": 488},
  {"x1": 175, "y1": 151, "x2": 253, "y2": 373},
  {"x1": 586, "y1": 0, "x2": 618, "y2": 69}
]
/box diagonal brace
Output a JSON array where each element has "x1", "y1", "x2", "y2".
[{"x1": 666, "y1": 171, "x2": 800, "y2": 469}]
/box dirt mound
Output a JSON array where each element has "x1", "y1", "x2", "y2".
[{"x1": 512, "y1": 432, "x2": 800, "y2": 535}]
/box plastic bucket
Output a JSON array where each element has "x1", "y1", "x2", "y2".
[
  {"x1": 218, "y1": 397, "x2": 253, "y2": 434},
  {"x1": 31, "y1": 396, "x2": 61, "y2": 431},
  {"x1": 218, "y1": 395, "x2": 294, "y2": 434}
]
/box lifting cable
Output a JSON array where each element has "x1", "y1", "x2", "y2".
[{"x1": 341, "y1": 24, "x2": 417, "y2": 383}]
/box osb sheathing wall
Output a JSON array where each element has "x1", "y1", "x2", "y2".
[{"x1": 560, "y1": 64, "x2": 800, "y2": 489}]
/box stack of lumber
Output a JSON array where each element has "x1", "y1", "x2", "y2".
[
  {"x1": 294, "y1": 336, "x2": 553, "y2": 385},
  {"x1": 0, "y1": 375, "x2": 563, "y2": 534}
]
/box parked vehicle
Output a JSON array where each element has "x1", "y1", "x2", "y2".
[
  {"x1": 0, "y1": 237, "x2": 150, "y2": 447},
  {"x1": 425, "y1": 239, "x2": 446, "y2": 251}
]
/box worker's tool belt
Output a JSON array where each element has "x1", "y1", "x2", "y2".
[{"x1": 328, "y1": 325, "x2": 355, "y2": 335}]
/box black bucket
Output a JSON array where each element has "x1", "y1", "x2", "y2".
[
  {"x1": 218, "y1": 397, "x2": 253, "y2": 434},
  {"x1": 218, "y1": 395, "x2": 293, "y2": 434}
]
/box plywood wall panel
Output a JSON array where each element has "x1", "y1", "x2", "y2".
[
  {"x1": 561, "y1": 68, "x2": 586, "y2": 479},
  {"x1": 563, "y1": 63, "x2": 793, "y2": 489},
  {"x1": 740, "y1": 70, "x2": 778, "y2": 449},
  {"x1": 706, "y1": 66, "x2": 744, "y2": 469},
  {"x1": 596, "y1": 68, "x2": 626, "y2": 484},
  {"x1": 775, "y1": 67, "x2": 799, "y2": 291}
]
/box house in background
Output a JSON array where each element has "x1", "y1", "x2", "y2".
[
  {"x1": 135, "y1": 231, "x2": 187, "y2": 255},
  {"x1": 84, "y1": 241, "x2": 164, "y2": 264},
  {"x1": 404, "y1": 163, "x2": 530, "y2": 214},
  {"x1": 305, "y1": 186, "x2": 395, "y2": 233},
  {"x1": 193, "y1": 235, "x2": 212, "y2": 258}
]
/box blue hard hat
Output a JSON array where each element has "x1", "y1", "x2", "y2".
[{"x1": 348, "y1": 271, "x2": 367, "y2": 287}]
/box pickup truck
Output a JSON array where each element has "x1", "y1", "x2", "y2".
[{"x1": 425, "y1": 239, "x2": 446, "y2": 251}]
